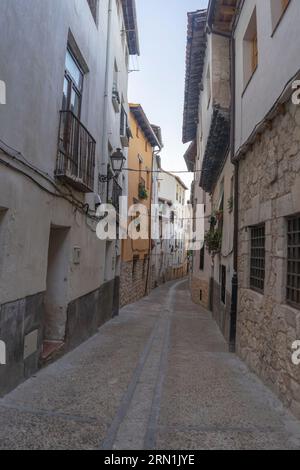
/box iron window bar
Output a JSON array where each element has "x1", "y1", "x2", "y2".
[
  {"x1": 250, "y1": 224, "x2": 265, "y2": 293},
  {"x1": 287, "y1": 215, "x2": 300, "y2": 309}
]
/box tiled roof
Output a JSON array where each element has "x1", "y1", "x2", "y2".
[
  {"x1": 183, "y1": 140, "x2": 197, "y2": 172},
  {"x1": 182, "y1": 9, "x2": 207, "y2": 144},
  {"x1": 200, "y1": 106, "x2": 230, "y2": 193},
  {"x1": 129, "y1": 104, "x2": 162, "y2": 149}
]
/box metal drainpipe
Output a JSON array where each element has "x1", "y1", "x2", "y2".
[
  {"x1": 101, "y1": 0, "x2": 113, "y2": 202},
  {"x1": 229, "y1": 35, "x2": 238, "y2": 353}
]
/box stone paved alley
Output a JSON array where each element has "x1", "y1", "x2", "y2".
[{"x1": 0, "y1": 280, "x2": 300, "y2": 450}]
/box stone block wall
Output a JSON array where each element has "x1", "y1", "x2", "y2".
[
  {"x1": 190, "y1": 275, "x2": 210, "y2": 310},
  {"x1": 237, "y1": 99, "x2": 300, "y2": 419},
  {"x1": 120, "y1": 258, "x2": 149, "y2": 308}
]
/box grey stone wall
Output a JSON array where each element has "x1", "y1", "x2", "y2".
[
  {"x1": 237, "y1": 99, "x2": 300, "y2": 419},
  {"x1": 0, "y1": 281, "x2": 115, "y2": 396},
  {"x1": 0, "y1": 292, "x2": 43, "y2": 396}
]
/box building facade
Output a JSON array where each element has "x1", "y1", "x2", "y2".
[
  {"x1": 183, "y1": 0, "x2": 300, "y2": 419},
  {"x1": 233, "y1": 0, "x2": 300, "y2": 419},
  {"x1": 183, "y1": 4, "x2": 237, "y2": 346},
  {"x1": 120, "y1": 104, "x2": 162, "y2": 307},
  {"x1": 154, "y1": 171, "x2": 188, "y2": 284},
  {"x1": 0, "y1": 0, "x2": 139, "y2": 395}
]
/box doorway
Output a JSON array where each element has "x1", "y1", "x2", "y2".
[{"x1": 44, "y1": 226, "x2": 70, "y2": 346}]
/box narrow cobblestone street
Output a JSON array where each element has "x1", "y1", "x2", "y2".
[{"x1": 0, "y1": 279, "x2": 300, "y2": 450}]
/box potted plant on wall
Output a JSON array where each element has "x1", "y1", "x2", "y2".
[{"x1": 138, "y1": 183, "x2": 148, "y2": 200}]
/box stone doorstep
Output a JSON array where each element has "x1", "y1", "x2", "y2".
[{"x1": 41, "y1": 340, "x2": 65, "y2": 362}]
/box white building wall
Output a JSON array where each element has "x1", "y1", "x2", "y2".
[
  {"x1": 0, "y1": 0, "x2": 136, "y2": 394},
  {"x1": 234, "y1": 0, "x2": 300, "y2": 152}
]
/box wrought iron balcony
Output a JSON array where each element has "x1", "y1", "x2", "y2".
[{"x1": 56, "y1": 111, "x2": 96, "y2": 193}]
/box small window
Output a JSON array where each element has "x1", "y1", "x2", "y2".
[
  {"x1": 287, "y1": 215, "x2": 300, "y2": 309},
  {"x1": 63, "y1": 48, "x2": 84, "y2": 118},
  {"x1": 250, "y1": 224, "x2": 265, "y2": 293},
  {"x1": 132, "y1": 255, "x2": 139, "y2": 278},
  {"x1": 271, "y1": 0, "x2": 290, "y2": 33},
  {"x1": 200, "y1": 246, "x2": 205, "y2": 271},
  {"x1": 221, "y1": 265, "x2": 226, "y2": 304},
  {"x1": 243, "y1": 8, "x2": 258, "y2": 89},
  {"x1": 87, "y1": 0, "x2": 99, "y2": 25},
  {"x1": 136, "y1": 125, "x2": 139, "y2": 138}
]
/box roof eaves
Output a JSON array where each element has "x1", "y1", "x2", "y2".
[
  {"x1": 200, "y1": 105, "x2": 230, "y2": 193},
  {"x1": 182, "y1": 9, "x2": 208, "y2": 144},
  {"x1": 130, "y1": 104, "x2": 161, "y2": 149}
]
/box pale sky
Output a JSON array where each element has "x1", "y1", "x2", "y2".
[{"x1": 129, "y1": 0, "x2": 209, "y2": 192}]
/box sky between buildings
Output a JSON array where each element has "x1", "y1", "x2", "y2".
[{"x1": 128, "y1": 0, "x2": 209, "y2": 195}]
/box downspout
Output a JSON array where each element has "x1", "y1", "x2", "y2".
[
  {"x1": 101, "y1": 0, "x2": 113, "y2": 202},
  {"x1": 103, "y1": 0, "x2": 119, "y2": 317},
  {"x1": 229, "y1": 34, "x2": 238, "y2": 353}
]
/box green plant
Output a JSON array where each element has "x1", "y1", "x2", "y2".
[
  {"x1": 204, "y1": 228, "x2": 222, "y2": 258},
  {"x1": 138, "y1": 183, "x2": 148, "y2": 200}
]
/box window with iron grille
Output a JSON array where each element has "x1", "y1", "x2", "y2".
[
  {"x1": 287, "y1": 215, "x2": 300, "y2": 309},
  {"x1": 250, "y1": 224, "x2": 265, "y2": 293}
]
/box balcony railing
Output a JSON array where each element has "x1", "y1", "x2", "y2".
[
  {"x1": 112, "y1": 179, "x2": 122, "y2": 213},
  {"x1": 56, "y1": 110, "x2": 96, "y2": 193}
]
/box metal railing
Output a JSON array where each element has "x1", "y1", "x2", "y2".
[{"x1": 56, "y1": 110, "x2": 96, "y2": 193}]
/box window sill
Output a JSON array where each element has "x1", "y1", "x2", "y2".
[
  {"x1": 242, "y1": 65, "x2": 258, "y2": 98},
  {"x1": 286, "y1": 301, "x2": 300, "y2": 312}
]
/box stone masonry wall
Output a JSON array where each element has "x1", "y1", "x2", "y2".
[
  {"x1": 190, "y1": 275, "x2": 210, "y2": 310},
  {"x1": 120, "y1": 259, "x2": 149, "y2": 308},
  {"x1": 237, "y1": 99, "x2": 300, "y2": 419}
]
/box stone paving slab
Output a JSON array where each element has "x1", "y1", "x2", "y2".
[{"x1": 0, "y1": 279, "x2": 300, "y2": 450}]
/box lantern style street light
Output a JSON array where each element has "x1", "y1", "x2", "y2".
[{"x1": 99, "y1": 148, "x2": 126, "y2": 182}]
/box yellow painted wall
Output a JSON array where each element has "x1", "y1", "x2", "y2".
[{"x1": 122, "y1": 109, "x2": 154, "y2": 263}]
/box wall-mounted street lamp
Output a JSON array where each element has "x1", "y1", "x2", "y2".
[{"x1": 99, "y1": 148, "x2": 126, "y2": 183}]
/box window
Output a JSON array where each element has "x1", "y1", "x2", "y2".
[
  {"x1": 271, "y1": 0, "x2": 290, "y2": 33},
  {"x1": 145, "y1": 140, "x2": 148, "y2": 152},
  {"x1": 287, "y1": 215, "x2": 300, "y2": 309},
  {"x1": 63, "y1": 49, "x2": 84, "y2": 118},
  {"x1": 200, "y1": 246, "x2": 205, "y2": 271},
  {"x1": 87, "y1": 0, "x2": 98, "y2": 25},
  {"x1": 136, "y1": 125, "x2": 139, "y2": 138},
  {"x1": 120, "y1": 105, "x2": 128, "y2": 136},
  {"x1": 221, "y1": 265, "x2": 226, "y2": 304},
  {"x1": 243, "y1": 8, "x2": 258, "y2": 89},
  {"x1": 250, "y1": 224, "x2": 265, "y2": 293},
  {"x1": 132, "y1": 256, "x2": 139, "y2": 278}
]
